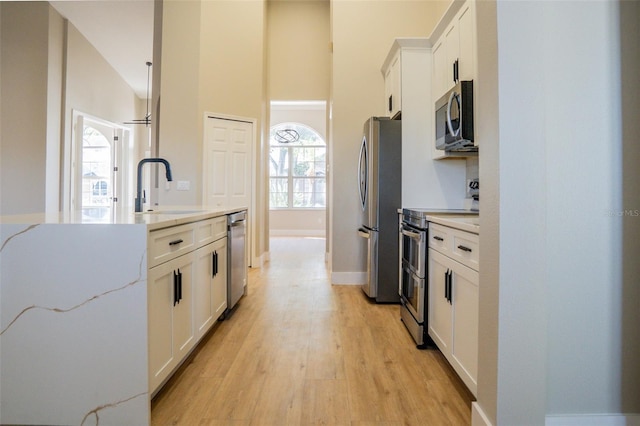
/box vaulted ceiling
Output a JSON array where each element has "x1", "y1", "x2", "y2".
[{"x1": 50, "y1": 0, "x2": 154, "y2": 99}]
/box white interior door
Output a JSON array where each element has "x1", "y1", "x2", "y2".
[
  {"x1": 203, "y1": 115, "x2": 254, "y2": 267},
  {"x1": 203, "y1": 116, "x2": 252, "y2": 209}
]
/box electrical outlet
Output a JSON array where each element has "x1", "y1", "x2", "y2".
[{"x1": 176, "y1": 180, "x2": 190, "y2": 191}]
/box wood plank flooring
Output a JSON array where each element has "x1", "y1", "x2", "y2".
[{"x1": 151, "y1": 237, "x2": 473, "y2": 425}]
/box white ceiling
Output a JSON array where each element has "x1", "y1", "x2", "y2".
[{"x1": 50, "y1": 0, "x2": 154, "y2": 99}]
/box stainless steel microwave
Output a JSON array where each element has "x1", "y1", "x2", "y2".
[{"x1": 435, "y1": 80, "x2": 475, "y2": 151}]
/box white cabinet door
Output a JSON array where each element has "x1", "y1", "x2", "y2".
[
  {"x1": 457, "y1": 2, "x2": 475, "y2": 82},
  {"x1": 148, "y1": 261, "x2": 174, "y2": 393},
  {"x1": 203, "y1": 117, "x2": 252, "y2": 209},
  {"x1": 432, "y1": 40, "x2": 447, "y2": 102},
  {"x1": 383, "y1": 51, "x2": 402, "y2": 118},
  {"x1": 193, "y1": 237, "x2": 227, "y2": 341},
  {"x1": 193, "y1": 243, "x2": 216, "y2": 340},
  {"x1": 450, "y1": 258, "x2": 479, "y2": 394},
  {"x1": 445, "y1": 22, "x2": 460, "y2": 89},
  {"x1": 428, "y1": 245, "x2": 479, "y2": 396},
  {"x1": 148, "y1": 252, "x2": 195, "y2": 393},
  {"x1": 173, "y1": 256, "x2": 195, "y2": 358},
  {"x1": 434, "y1": 1, "x2": 476, "y2": 97},
  {"x1": 212, "y1": 237, "x2": 228, "y2": 319},
  {"x1": 428, "y1": 248, "x2": 452, "y2": 353}
]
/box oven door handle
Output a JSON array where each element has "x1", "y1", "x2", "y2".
[{"x1": 401, "y1": 228, "x2": 422, "y2": 241}]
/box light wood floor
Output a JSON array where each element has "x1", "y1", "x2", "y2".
[{"x1": 151, "y1": 237, "x2": 473, "y2": 425}]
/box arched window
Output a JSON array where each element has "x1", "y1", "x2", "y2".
[{"x1": 269, "y1": 122, "x2": 326, "y2": 209}]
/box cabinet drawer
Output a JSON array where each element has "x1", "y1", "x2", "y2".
[
  {"x1": 148, "y1": 224, "x2": 196, "y2": 268},
  {"x1": 194, "y1": 216, "x2": 227, "y2": 246},
  {"x1": 451, "y1": 230, "x2": 479, "y2": 271},
  {"x1": 428, "y1": 223, "x2": 450, "y2": 254},
  {"x1": 429, "y1": 222, "x2": 479, "y2": 271}
]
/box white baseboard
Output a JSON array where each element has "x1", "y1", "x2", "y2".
[
  {"x1": 251, "y1": 252, "x2": 267, "y2": 268},
  {"x1": 330, "y1": 271, "x2": 366, "y2": 285},
  {"x1": 546, "y1": 414, "x2": 640, "y2": 426},
  {"x1": 269, "y1": 230, "x2": 325, "y2": 237},
  {"x1": 472, "y1": 402, "x2": 493, "y2": 426},
  {"x1": 472, "y1": 405, "x2": 639, "y2": 426}
]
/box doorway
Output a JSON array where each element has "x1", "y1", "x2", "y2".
[
  {"x1": 69, "y1": 111, "x2": 132, "y2": 221},
  {"x1": 269, "y1": 101, "x2": 327, "y2": 238}
]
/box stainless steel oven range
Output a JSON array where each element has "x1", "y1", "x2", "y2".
[
  {"x1": 399, "y1": 209, "x2": 433, "y2": 348},
  {"x1": 399, "y1": 208, "x2": 476, "y2": 348}
]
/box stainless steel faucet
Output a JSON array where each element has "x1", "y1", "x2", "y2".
[{"x1": 135, "y1": 158, "x2": 173, "y2": 212}]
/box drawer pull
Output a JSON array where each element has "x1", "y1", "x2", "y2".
[
  {"x1": 457, "y1": 245, "x2": 472, "y2": 253},
  {"x1": 433, "y1": 236, "x2": 444, "y2": 241},
  {"x1": 169, "y1": 239, "x2": 184, "y2": 246}
]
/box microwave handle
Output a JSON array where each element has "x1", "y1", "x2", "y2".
[{"x1": 446, "y1": 90, "x2": 459, "y2": 138}]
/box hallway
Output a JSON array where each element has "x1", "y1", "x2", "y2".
[{"x1": 151, "y1": 237, "x2": 473, "y2": 425}]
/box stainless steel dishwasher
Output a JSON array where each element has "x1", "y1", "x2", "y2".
[{"x1": 227, "y1": 210, "x2": 247, "y2": 313}]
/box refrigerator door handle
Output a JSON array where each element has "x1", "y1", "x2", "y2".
[
  {"x1": 357, "y1": 137, "x2": 367, "y2": 210},
  {"x1": 357, "y1": 228, "x2": 370, "y2": 239}
]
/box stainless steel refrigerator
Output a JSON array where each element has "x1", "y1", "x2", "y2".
[{"x1": 357, "y1": 117, "x2": 401, "y2": 303}]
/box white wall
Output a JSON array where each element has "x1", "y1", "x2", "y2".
[
  {"x1": 267, "y1": 1, "x2": 330, "y2": 101},
  {"x1": 475, "y1": 1, "x2": 640, "y2": 424},
  {"x1": 156, "y1": 0, "x2": 268, "y2": 264},
  {"x1": 0, "y1": 2, "x2": 144, "y2": 216},
  {"x1": 63, "y1": 23, "x2": 140, "y2": 212},
  {"x1": 0, "y1": 2, "x2": 51, "y2": 215},
  {"x1": 330, "y1": 0, "x2": 449, "y2": 277}
]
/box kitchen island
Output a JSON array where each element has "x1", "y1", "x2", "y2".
[{"x1": 0, "y1": 207, "x2": 246, "y2": 425}]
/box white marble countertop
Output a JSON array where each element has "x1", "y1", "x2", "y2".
[
  {"x1": 0, "y1": 205, "x2": 247, "y2": 231},
  {"x1": 426, "y1": 213, "x2": 480, "y2": 234}
]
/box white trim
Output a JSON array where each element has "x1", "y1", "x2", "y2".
[
  {"x1": 331, "y1": 272, "x2": 366, "y2": 285},
  {"x1": 270, "y1": 100, "x2": 326, "y2": 111},
  {"x1": 472, "y1": 402, "x2": 493, "y2": 426},
  {"x1": 546, "y1": 414, "x2": 640, "y2": 426}
]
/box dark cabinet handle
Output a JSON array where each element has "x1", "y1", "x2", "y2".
[
  {"x1": 452, "y1": 61, "x2": 456, "y2": 83},
  {"x1": 173, "y1": 271, "x2": 179, "y2": 306},
  {"x1": 447, "y1": 270, "x2": 453, "y2": 305},
  {"x1": 433, "y1": 236, "x2": 444, "y2": 241},
  {"x1": 455, "y1": 59, "x2": 460, "y2": 83},
  {"x1": 169, "y1": 239, "x2": 184, "y2": 246},
  {"x1": 388, "y1": 95, "x2": 393, "y2": 112},
  {"x1": 212, "y1": 251, "x2": 218, "y2": 277},
  {"x1": 457, "y1": 245, "x2": 472, "y2": 252},
  {"x1": 178, "y1": 269, "x2": 183, "y2": 304},
  {"x1": 444, "y1": 269, "x2": 449, "y2": 302}
]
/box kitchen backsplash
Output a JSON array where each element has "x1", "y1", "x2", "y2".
[{"x1": 466, "y1": 157, "x2": 479, "y2": 210}]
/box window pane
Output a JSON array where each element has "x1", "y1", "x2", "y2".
[
  {"x1": 269, "y1": 147, "x2": 289, "y2": 177},
  {"x1": 269, "y1": 178, "x2": 289, "y2": 208},
  {"x1": 269, "y1": 122, "x2": 326, "y2": 210},
  {"x1": 292, "y1": 177, "x2": 326, "y2": 208},
  {"x1": 292, "y1": 147, "x2": 326, "y2": 177}
]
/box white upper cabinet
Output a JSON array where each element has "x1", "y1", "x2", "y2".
[
  {"x1": 384, "y1": 50, "x2": 402, "y2": 119},
  {"x1": 431, "y1": 0, "x2": 476, "y2": 102},
  {"x1": 381, "y1": 38, "x2": 429, "y2": 120}
]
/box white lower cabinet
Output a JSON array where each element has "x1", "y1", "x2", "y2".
[
  {"x1": 148, "y1": 215, "x2": 228, "y2": 395},
  {"x1": 428, "y1": 224, "x2": 479, "y2": 396},
  {"x1": 193, "y1": 237, "x2": 227, "y2": 341},
  {"x1": 148, "y1": 251, "x2": 195, "y2": 393}
]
